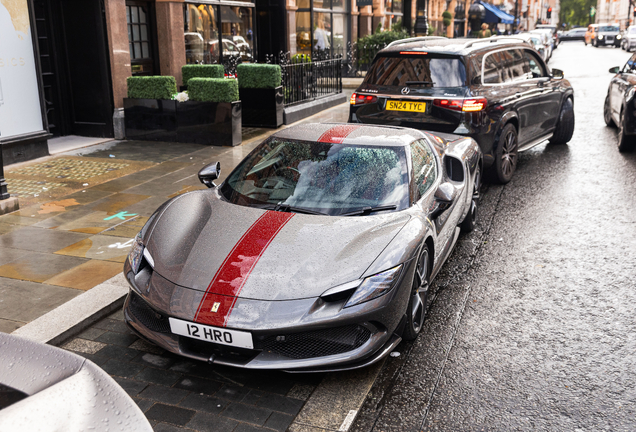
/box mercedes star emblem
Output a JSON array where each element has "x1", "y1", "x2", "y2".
[{"x1": 401, "y1": 87, "x2": 410, "y2": 95}]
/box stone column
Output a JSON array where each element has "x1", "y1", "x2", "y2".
[
  {"x1": 446, "y1": 0, "x2": 456, "y2": 36},
  {"x1": 103, "y1": 0, "x2": 131, "y2": 110},
  {"x1": 156, "y1": 0, "x2": 186, "y2": 86},
  {"x1": 359, "y1": 5, "x2": 373, "y2": 36}
]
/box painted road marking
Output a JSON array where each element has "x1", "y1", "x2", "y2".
[{"x1": 104, "y1": 211, "x2": 137, "y2": 221}]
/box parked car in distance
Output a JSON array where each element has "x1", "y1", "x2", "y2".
[
  {"x1": 621, "y1": 26, "x2": 636, "y2": 51},
  {"x1": 529, "y1": 29, "x2": 554, "y2": 59},
  {"x1": 604, "y1": 54, "x2": 636, "y2": 151},
  {"x1": 0, "y1": 333, "x2": 152, "y2": 432},
  {"x1": 516, "y1": 32, "x2": 547, "y2": 61},
  {"x1": 588, "y1": 24, "x2": 620, "y2": 47},
  {"x1": 349, "y1": 37, "x2": 575, "y2": 183},
  {"x1": 123, "y1": 123, "x2": 482, "y2": 372},
  {"x1": 560, "y1": 28, "x2": 587, "y2": 42},
  {"x1": 535, "y1": 24, "x2": 559, "y2": 47}
]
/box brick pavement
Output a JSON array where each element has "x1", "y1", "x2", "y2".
[{"x1": 62, "y1": 309, "x2": 323, "y2": 432}]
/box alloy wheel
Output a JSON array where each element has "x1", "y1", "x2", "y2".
[
  {"x1": 410, "y1": 248, "x2": 429, "y2": 334},
  {"x1": 500, "y1": 130, "x2": 518, "y2": 179}
]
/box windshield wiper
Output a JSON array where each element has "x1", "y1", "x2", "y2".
[
  {"x1": 266, "y1": 203, "x2": 330, "y2": 216},
  {"x1": 339, "y1": 205, "x2": 397, "y2": 216},
  {"x1": 405, "y1": 81, "x2": 435, "y2": 86}
]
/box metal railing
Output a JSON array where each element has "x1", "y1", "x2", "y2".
[{"x1": 269, "y1": 52, "x2": 343, "y2": 107}]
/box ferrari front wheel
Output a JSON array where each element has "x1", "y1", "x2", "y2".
[{"x1": 403, "y1": 245, "x2": 430, "y2": 341}]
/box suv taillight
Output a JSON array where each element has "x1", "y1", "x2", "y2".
[
  {"x1": 351, "y1": 92, "x2": 378, "y2": 105},
  {"x1": 433, "y1": 98, "x2": 487, "y2": 112}
]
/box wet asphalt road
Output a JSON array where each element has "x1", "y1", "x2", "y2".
[{"x1": 351, "y1": 42, "x2": 636, "y2": 431}]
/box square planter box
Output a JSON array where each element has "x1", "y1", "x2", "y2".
[
  {"x1": 124, "y1": 99, "x2": 241, "y2": 146},
  {"x1": 123, "y1": 98, "x2": 178, "y2": 142},
  {"x1": 239, "y1": 86, "x2": 284, "y2": 128}
]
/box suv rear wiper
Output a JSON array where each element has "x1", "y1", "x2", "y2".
[
  {"x1": 405, "y1": 81, "x2": 435, "y2": 86},
  {"x1": 267, "y1": 203, "x2": 329, "y2": 216},
  {"x1": 339, "y1": 205, "x2": 397, "y2": 216}
]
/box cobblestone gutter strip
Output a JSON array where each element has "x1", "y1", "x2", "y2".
[
  {"x1": 12, "y1": 273, "x2": 129, "y2": 346},
  {"x1": 289, "y1": 360, "x2": 384, "y2": 432}
]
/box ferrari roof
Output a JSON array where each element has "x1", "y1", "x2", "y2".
[{"x1": 270, "y1": 123, "x2": 427, "y2": 147}]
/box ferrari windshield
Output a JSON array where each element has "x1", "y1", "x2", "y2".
[{"x1": 221, "y1": 138, "x2": 410, "y2": 215}]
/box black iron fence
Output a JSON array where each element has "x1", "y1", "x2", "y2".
[{"x1": 264, "y1": 52, "x2": 343, "y2": 107}]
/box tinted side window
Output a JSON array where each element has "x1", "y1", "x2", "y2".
[
  {"x1": 509, "y1": 49, "x2": 531, "y2": 81},
  {"x1": 483, "y1": 52, "x2": 503, "y2": 84},
  {"x1": 523, "y1": 50, "x2": 546, "y2": 78},
  {"x1": 410, "y1": 139, "x2": 437, "y2": 200}
]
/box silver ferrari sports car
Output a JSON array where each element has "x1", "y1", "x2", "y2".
[{"x1": 124, "y1": 123, "x2": 482, "y2": 372}]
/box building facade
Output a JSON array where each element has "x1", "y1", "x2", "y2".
[
  {"x1": 596, "y1": 0, "x2": 631, "y2": 28},
  {"x1": 2, "y1": 0, "x2": 527, "y2": 166}
]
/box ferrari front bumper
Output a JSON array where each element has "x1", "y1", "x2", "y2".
[{"x1": 123, "y1": 258, "x2": 415, "y2": 372}]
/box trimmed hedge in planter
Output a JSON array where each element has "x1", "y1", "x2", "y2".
[
  {"x1": 124, "y1": 77, "x2": 241, "y2": 146},
  {"x1": 189, "y1": 78, "x2": 239, "y2": 103},
  {"x1": 236, "y1": 64, "x2": 281, "y2": 89},
  {"x1": 182, "y1": 64, "x2": 225, "y2": 87},
  {"x1": 127, "y1": 76, "x2": 177, "y2": 100},
  {"x1": 237, "y1": 64, "x2": 283, "y2": 128}
]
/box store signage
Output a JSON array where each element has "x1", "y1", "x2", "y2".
[
  {"x1": 357, "y1": 0, "x2": 373, "y2": 7},
  {"x1": 0, "y1": 0, "x2": 44, "y2": 140}
]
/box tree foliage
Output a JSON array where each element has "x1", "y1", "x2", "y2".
[{"x1": 559, "y1": 0, "x2": 596, "y2": 28}]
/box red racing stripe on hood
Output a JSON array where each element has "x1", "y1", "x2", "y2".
[
  {"x1": 317, "y1": 124, "x2": 360, "y2": 144},
  {"x1": 194, "y1": 211, "x2": 295, "y2": 327}
]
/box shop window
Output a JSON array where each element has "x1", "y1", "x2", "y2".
[
  {"x1": 184, "y1": 2, "x2": 254, "y2": 65},
  {"x1": 295, "y1": 0, "x2": 349, "y2": 58},
  {"x1": 127, "y1": 1, "x2": 155, "y2": 75}
]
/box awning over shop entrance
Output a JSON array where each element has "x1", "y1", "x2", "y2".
[{"x1": 480, "y1": 1, "x2": 514, "y2": 24}]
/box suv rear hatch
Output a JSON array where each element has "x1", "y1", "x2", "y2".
[{"x1": 350, "y1": 52, "x2": 478, "y2": 133}]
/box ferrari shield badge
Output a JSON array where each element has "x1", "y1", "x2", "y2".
[{"x1": 211, "y1": 302, "x2": 221, "y2": 313}]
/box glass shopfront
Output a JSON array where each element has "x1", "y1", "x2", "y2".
[
  {"x1": 184, "y1": 1, "x2": 255, "y2": 65},
  {"x1": 295, "y1": 0, "x2": 349, "y2": 58}
]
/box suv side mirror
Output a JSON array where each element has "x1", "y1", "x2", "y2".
[
  {"x1": 551, "y1": 68, "x2": 564, "y2": 79},
  {"x1": 198, "y1": 162, "x2": 221, "y2": 188},
  {"x1": 609, "y1": 66, "x2": 620, "y2": 74}
]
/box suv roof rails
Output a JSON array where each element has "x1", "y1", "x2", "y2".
[
  {"x1": 386, "y1": 36, "x2": 446, "y2": 48},
  {"x1": 462, "y1": 36, "x2": 528, "y2": 49}
]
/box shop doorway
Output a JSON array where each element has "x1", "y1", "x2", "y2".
[{"x1": 33, "y1": 0, "x2": 114, "y2": 138}]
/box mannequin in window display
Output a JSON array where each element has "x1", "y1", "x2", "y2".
[
  {"x1": 185, "y1": 5, "x2": 204, "y2": 63},
  {"x1": 314, "y1": 16, "x2": 330, "y2": 51}
]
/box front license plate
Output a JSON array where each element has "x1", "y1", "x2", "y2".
[
  {"x1": 386, "y1": 100, "x2": 426, "y2": 113},
  {"x1": 169, "y1": 318, "x2": 254, "y2": 349}
]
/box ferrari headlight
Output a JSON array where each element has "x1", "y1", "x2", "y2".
[
  {"x1": 128, "y1": 233, "x2": 154, "y2": 274},
  {"x1": 344, "y1": 264, "x2": 403, "y2": 308}
]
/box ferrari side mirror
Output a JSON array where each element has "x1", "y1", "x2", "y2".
[
  {"x1": 431, "y1": 182, "x2": 455, "y2": 219},
  {"x1": 198, "y1": 162, "x2": 221, "y2": 188},
  {"x1": 609, "y1": 66, "x2": 620, "y2": 74}
]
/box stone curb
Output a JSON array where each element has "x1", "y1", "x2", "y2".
[{"x1": 12, "y1": 273, "x2": 129, "y2": 346}]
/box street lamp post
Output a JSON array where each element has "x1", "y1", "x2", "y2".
[{"x1": 414, "y1": 0, "x2": 430, "y2": 36}]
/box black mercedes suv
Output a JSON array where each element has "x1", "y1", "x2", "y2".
[{"x1": 349, "y1": 37, "x2": 575, "y2": 183}]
